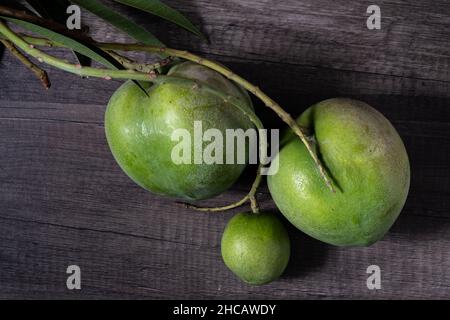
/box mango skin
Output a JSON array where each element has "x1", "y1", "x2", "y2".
[
  {"x1": 105, "y1": 62, "x2": 254, "y2": 200},
  {"x1": 267, "y1": 98, "x2": 410, "y2": 246},
  {"x1": 221, "y1": 212, "x2": 290, "y2": 285}
]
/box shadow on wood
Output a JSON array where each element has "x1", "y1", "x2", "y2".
[{"x1": 283, "y1": 227, "x2": 331, "y2": 281}]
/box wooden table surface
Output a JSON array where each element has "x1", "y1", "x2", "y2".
[{"x1": 0, "y1": 0, "x2": 449, "y2": 299}]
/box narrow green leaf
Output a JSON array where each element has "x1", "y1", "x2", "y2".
[
  {"x1": 71, "y1": 0, "x2": 164, "y2": 46},
  {"x1": 112, "y1": 0, "x2": 205, "y2": 39},
  {"x1": 24, "y1": 0, "x2": 92, "y2": 67},
  {"x1": 3, "y1": 17, "x2": 121, "y2": 69},
  {"x1": 3, "y1": 17, "x2": 149, "y2": 94}
]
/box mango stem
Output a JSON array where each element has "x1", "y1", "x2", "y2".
[
  {"x1": 0, "y1": 38, "x2": 49, "y2": 89},
  {"x1": 3, "y1": 31, "x2": 335, "y2": 193},
  {"x1": 0, "y1": 23, "x2": 334, "y2": 216},
  {"x1": 178, "y1": 165, "x2": 262, "y2": 213},
  {"x1": 0, "y1": 21, "x2": 266, "y2": 212},
  {"x1": 106, "y1": 50, "x2": 173, "y2": 73}
]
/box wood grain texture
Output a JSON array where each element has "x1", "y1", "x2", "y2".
[{"x1": 0, "y1": 0, "x2": 449, "y2": 299}]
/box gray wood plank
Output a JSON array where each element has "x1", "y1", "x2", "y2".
[
  {"x1": 0, "y1": 213, "x2": 449, "y2": 299},
  {"x1": 2, "y1": 0, "x2": 450, "y2": 103},
  {"x1": 108, "y1": 0, "x2": 450, "y2": 82},
  {"x1": 0, "y1": 100, "x2": 449, "y2": 298},
  {"x1": 0, "y1": 0, "x2": 449, "y2": 299}
]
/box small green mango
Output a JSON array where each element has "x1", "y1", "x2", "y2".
[{"x1": 221, "y1": 212, "x2": 290, "y2": 285}]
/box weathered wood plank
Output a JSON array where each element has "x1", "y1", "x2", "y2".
[
  {"x1": 168, "y1": 0, "x2": 450, "y2": 81},
  {"x1": 0, "y1": 213, "x2": 449, "y2": 299},
  {"x1": 2, "y1": 0, "x2": 450, "y2": 103},
  {"x1": 0, "y1": 100, "x2": 449, "y2": 298},
  {"x1": 99, "y1": 0, "x2": 450, "y2": 82},
  {"x1": 0, "y1": 0, "x2": 449, "y2": 299}
]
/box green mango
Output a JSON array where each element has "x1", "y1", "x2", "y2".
[
  {"x1": 105, "y1": 62, "x2": 254, "y2": 200},
  {"x1": 221, "y1": 212, "x2": 290, "y2": 285},
  {"x1": 268, "y1": 98, "x2": 410, "y2": 246}
]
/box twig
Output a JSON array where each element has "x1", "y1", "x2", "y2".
[
  {"x1": 0, "y1": 38, "x2": 49, "y2": 89},
  {"x1": 178, "y1": 196, "x2": 250, "y2": 212},
  {"x1": 0, "y1": 21, "x2": 266, "y2": 212},
  {"x1": 178, "y1": 165, "x2": 263, "y2": 213},
  {"x1": 101, "y1": 44, "x2": 336, "y2": 193},
  {"x1": 178, "y1": 97, "x2": 266, "y2": 213},
  {"x1": 4, "y1": 33, "x2": 335, "y2": 193},
  {"x1": 0, "y1": 21, "x2": 156, "y2": 81},
  {"x1": 249, "y1": 167, "x2": 262, "y2": 213},
  {"x1": 107, "y1": 50, "x2": 172, "y2": 73}
]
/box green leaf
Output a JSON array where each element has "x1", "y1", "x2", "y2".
[
  {"x1": 3, "y1": 17, "x2": 121, "y2": 69},
  {"x1": 112, "y1": 0, "x2": 205, "y2": 39},
  {"x1": 3, "y1": 17, "x2": 148, "y2": 94},
  {"x1": 24, "y1": 0, "x2": 91, "y2": 67},
  {"x1": 71, "y1": 0, "x2": 164, "y2": 46}
]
